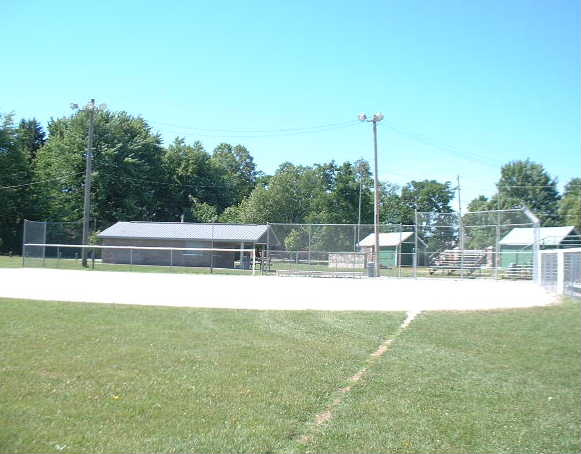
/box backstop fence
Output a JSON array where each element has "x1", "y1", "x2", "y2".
[{"x1": 266, "y1": 208, "x2": 543, "y2": 280}]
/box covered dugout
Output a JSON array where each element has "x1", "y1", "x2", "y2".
[
  {"x1": 358, "y1": 232, "x2": 427, "y2": 268},
  {"x1": 499, "y1": 225, "x2": 581, "y2": 268},
  {"x1": 98, "y1": 222, "x2": 278, "y2": 268}
]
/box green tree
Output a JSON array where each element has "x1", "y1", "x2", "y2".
[
  {"x1": 15, "y1": 118, "x2": 46, "y2": 162},
  {"x1": 463, "y1": 196, "x2": 495, "y2": 249},
  {"x1": 399, "y1": 180, "x2": 455, "y2": 250},
  {"x1": 380, "y1": 183, "x2": 403, "y2": 224},
  {"x1": 493, "y1": 159, "x2": 560, "y2": 225},
  {"x1": 308, "y1": 161, "x2": 373, "y2": 225},
  {"x1": 559, "y1": 178, "x2": 580, "y2": 231},
  {"x1": 0, "y1": 113, "x2": 35, "y2": 252},
  {"x1": 211, "y1": 143, "x2": 258, "y2": 206},
  {"x1": 231, "y1": 162, "x2": 327, "y2": 224},
  {"x1": 399, "y1": 180, "x2": 454, "y2": 223},
  {"x1": 160, "y1": 138, "x2": 228, "y2": 221},
  {"x1": 35, "y1": 110, "x2": 167, "y2": 229},
  {"x1": 191, "y1": 198, "x2": 219, "y2": 223}
]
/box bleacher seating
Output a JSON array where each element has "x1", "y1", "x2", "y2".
[{"x1": 429, "y1": 249, "x2": 487, "y2": 276}]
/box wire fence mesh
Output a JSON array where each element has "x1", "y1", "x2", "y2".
[
  {"x1": 21, "y1": 209, "x2": 580, "y2": 283},
  {"x1": 266, "y1": 208, "x2": 547, "y2": 279}
]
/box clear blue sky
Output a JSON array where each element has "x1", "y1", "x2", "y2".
[{"x1": 2, "y1": 0, "x2": 579, "y2": 210}]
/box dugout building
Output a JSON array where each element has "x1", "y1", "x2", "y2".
[{"x1": 97, "y1": 222, "x2": 278, "y2": 269}]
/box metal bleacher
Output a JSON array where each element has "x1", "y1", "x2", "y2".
[{"x1": 429, "y1": 249, "x2": 487, "y2": 277}]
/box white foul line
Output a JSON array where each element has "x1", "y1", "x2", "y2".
[{"x1": 298, "y1": 310, "x2": 422, "y2": 445}]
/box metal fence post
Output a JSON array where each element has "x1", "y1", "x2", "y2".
[
  {"x1": 398, "y1": 226, "x2": 402, "y2": 278},
  {"x1": 414, "y1": 212, "x2": 418, "y2": 279},
  {"x1": 308, "y1": 224, "x2": 312, "y2": 265},
  {"x1": 533, "y1": 221, "x2": 541, "y2": 284},
  {"x1": 21, "y1": 219, "x2": 27, "y2": 268},
  {"x1": 210, "y1": 224, "x2": 214, "y2": 273},
  {"x1": 459, "y1": 212, "x2": 465, "y2": 279},
  {"x1": 494, "y1": 211, "x2": 500, "y2": 279},
  {"x1": 265, "y1": 223, "x2": 270, "y2": 275}
]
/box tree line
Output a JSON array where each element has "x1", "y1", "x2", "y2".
[{"x1": 0, "y1": 109, "x2": 579, "y2": 253}]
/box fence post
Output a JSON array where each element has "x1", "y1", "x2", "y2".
[
  {"x1": 21, "y1": 219, "x2": 27, "y2": 268},
  {"x1": 556, "y1": 250, "x2": 565, "y2": 294},
  {"x1": 210, "y1": 224, "x2": 214, "y2": 274},
  {"x1": 414, "y1": 212, "x2": 418, "y2": 279},
  {"x1": 265, "y1": 223, "x2": 270, "y2": 275},
  {"x1": 494, "y1": 211, "x2": 500, "y2": 279},
  {"x1": 533, "y1": 221, "x2": 541, "y2": 284},
  {"x1": 308, "y1": 224, "x2": 312, "y2": 265},
  {"x1": 398, "y1": 226, "x2": 402, "y2": 278},
  {"x1": 459, "y1": 212, "x2": 465, "y2": 279},
  {"x1": 252, "y1": 248, "x2": 256, "y2": 276}
]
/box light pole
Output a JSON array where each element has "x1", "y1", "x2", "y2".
[
  {"x1": 71, "y1": 99, "x2": 106, "y2": 267},
  {"x1": 359, "y1": 112, "x2": 384, "y2": 277}
]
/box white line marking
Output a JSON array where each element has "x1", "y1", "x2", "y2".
[{"x1": 298, "y1": 310, "x2": 422, "y2": 445}]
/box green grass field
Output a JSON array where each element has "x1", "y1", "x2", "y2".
[{"x1": 0, "y1": 295, "x2": 579, "y2": 453}]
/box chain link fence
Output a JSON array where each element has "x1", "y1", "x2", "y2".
[
  {"x1": 21, "y1": 220, "x2": 258, "y2": 274},
  {"x1": 22, "y1": 208, "x2": 577, "y2": 283},
  {"x1": 266, "y1": 208, "x2": 546, "y2": 279}
]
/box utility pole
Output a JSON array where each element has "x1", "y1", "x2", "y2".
[
  {"x1": 81, "y1": 100, "x2": 96, "y2": 267},
  {"x1": 359, "y1": 113, "x2": 384, "y2": 277},
  {"x1": 357, "y1": 178, "x2": 362, "y2": 243},
  {"x1": 356, "y1": 159, "x2": 364, "y2": 245},
  {"x1": 71, "y1": 99, "x2": 105, "y2": 267},
  {"x1": 372, "y1": 120, "x2": 380, "y2": 278}
]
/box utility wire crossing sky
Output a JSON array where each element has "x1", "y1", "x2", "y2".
[{"x1": 2, "y1": 0, "x2": 579, "y2": 209}]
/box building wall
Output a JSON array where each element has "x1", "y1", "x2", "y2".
[
  {"x1": 500, "y1": 245, "x2": 533, "y2": 268},
  {"x1": 379, "y1": 247, "x2": 397, "y2": 268},
  {"x1": 101, "y1": 238, "x2": 236, "y2": 268},
  {"x1": 361, "y1": 238, "x2": 426, "y2": 267}
]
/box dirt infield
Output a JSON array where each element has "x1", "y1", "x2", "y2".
[{"x1": 0, "y1": 268, "x2": 559, "y2": 311}]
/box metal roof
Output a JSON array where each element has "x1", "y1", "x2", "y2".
[
  {"x1": 358, "y1": 232, "x2": 416, "y2": 247},
  {"x1": 499, "y1": 226, "x2": 578, "y2": 246},
  {"x1": 98, "y1": 222, "x2": 272, "y2": 243}
]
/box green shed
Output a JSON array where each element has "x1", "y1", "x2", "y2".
[
  {"x1": 499, "y1": 226, "x2": 581, "y2": 268},
  {"x1": 358, "y1": 232, "x2": 427, "y2": 268}
]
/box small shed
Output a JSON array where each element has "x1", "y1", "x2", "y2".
[
  {"x1": 358, "y1": 232, "x2": 427, "y2": 267},
  {"x1": 499, "y1": 226, "x2": 581, "y2": 268},
  {"x1": 97, "y1": 222, "x2": 278, "y2": 268}
]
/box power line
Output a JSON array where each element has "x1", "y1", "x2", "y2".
[
  {"x1": 381, "y1": 121, "x2": 501, "y2": 169},
  {"x1": 149, "y1": 119, "x2": 357, "y2": 134},
  {"x1": 0, "y1": 172, "x2": 83, "y2": 190},
  {"x1": 158, "y1": 122, "x2": 360, "y2": 139}
]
